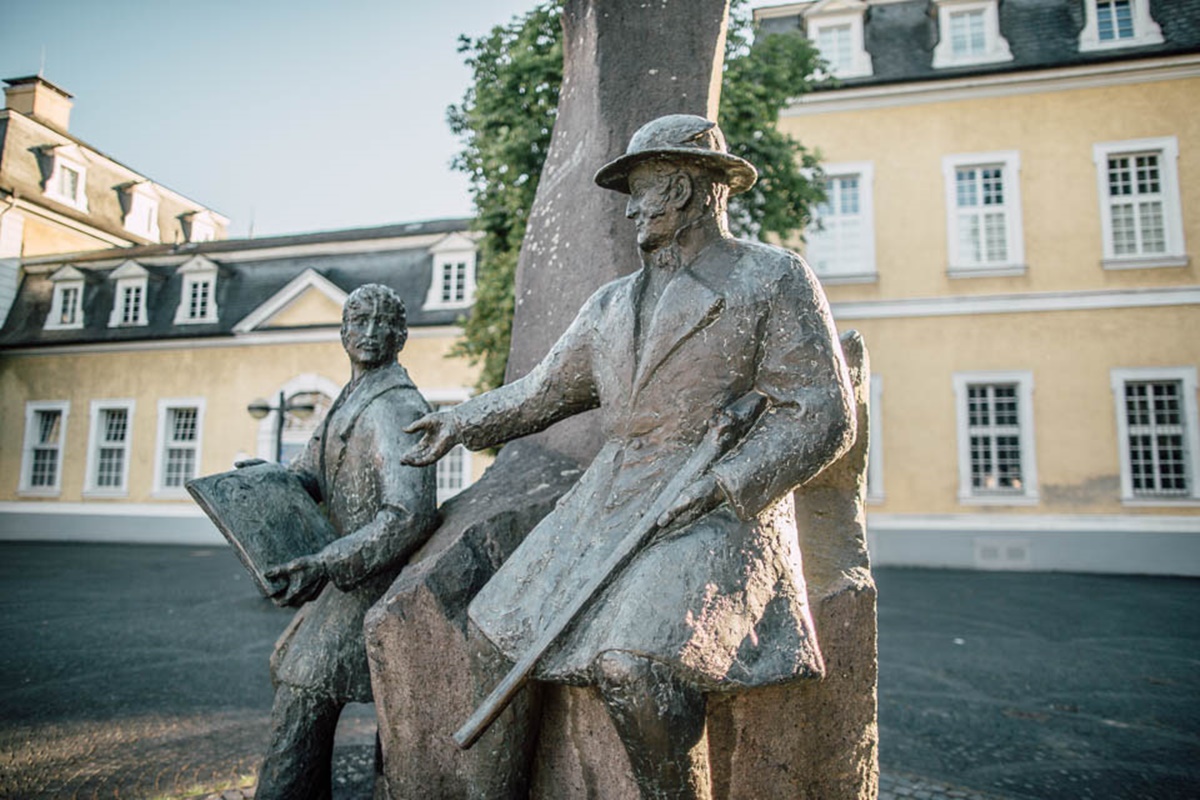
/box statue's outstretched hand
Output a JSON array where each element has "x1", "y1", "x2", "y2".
[
  {"x1": 401, "y1": 411, "x2": 459, "y2": 466},
  {"x1": 265, "y1": 555, "x2": 328, "y2": 607}
]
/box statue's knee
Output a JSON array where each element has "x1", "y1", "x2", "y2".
[{"x1": 593, "y1": 649, "x2": 654, "y2": 691}]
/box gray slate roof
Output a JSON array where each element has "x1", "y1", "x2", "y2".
[
  {"x1": 758, "y1": 0, "x2": 1200, "y2": 88},
  {"x1": 0, "y1": 218, "x2": 475, "y2": 349}
]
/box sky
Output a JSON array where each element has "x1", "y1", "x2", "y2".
[
  {"x1": 0, "y1": 1, "x2": 555, "y2": 238},
  {"x1": 0, "y1": 1, "x2": 779, "y2": 239}
]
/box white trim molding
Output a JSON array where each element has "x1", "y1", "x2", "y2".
[
  {"x1": 42, "y1": 145, "x2": 89, "y2": 211},
  {"x1": 1079, "y1": 0, "x2": 1163, "y2": 53},
  {"x1": 1110, "y1": 366, "x2": 1200, "y2": 505},
  {"x1": 953, "y1": 371, "x2": 1039, "y2": 506},
  {"x1": 107, "y1": 260, "x2": 149, "y2": 328},
  {"x1": 424, "y1": 232, "x2": 478, "y2": 311},
  {"x1": 830, "y1": 285, "x2": 1200, "y2": 321},
  {"x1": 942, "y1": 151, "x2": 1025, "y2": 277},
  {"x1": 173, "y1": 255, "x2": 220, "y2": 325},
  {"x1": 1093, "y1": 136, "x2": 1186, "y2": 269},
  {"x1": 783, "y1": 55, "x2": 1200, "y2": 116},
  {"x1": 19, "y1": 400, "x2": 70, "y2": 496},
  {"x1": 120, "y1": 181, "x2": 161, "y2": 243},
  {"x1": 83, "y1": 399, "x2": 135, "y2": 497},
  {"x1": 931, "y1": 0, "x2": 1012, "y2": 70}
]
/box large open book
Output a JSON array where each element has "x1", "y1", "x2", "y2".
[{"x1": 187, "y1": 463, "x2": 337, "y2": 604}]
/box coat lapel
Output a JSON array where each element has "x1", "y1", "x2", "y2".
[
  {"x1": 325, "y1": 364, "x2": 414, "y2": 487},
  {"x1": 632, "y1": 269, "x2": 723, "y2": 397}
]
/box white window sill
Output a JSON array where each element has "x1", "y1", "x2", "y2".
[
  {"x1": 174, "y1": 316, "x2": 220, "y2": 325},
  {"x1": 1079, "y1": 34, "x2": 1164, "y2": 53},
  {"x1": 947, "y1": 263, "x2": 1027, "y2": 279},
  {"x1": 424, "y1": 301, "x2": 473, "y2": 311},
  {"x1": 1121, "y1": 497, "x2": 1200, "y2": 508},
  {"x1": 107, "y1": 321, "x2": 149, "y2": 329},
  {"x1": 1102, "y1": 255, "x2": 1189, "y2": 271},
  {"x1": 44, "y1": 192, "x2": 89, "y2": 212},
  {"x1": 44, "y1": 321, "x2": 84, "y2": 331},
  {"x1": 83, "y1": 489, "x2": 130, "y2": 499},
  {"x1": 818, "y1": 271, "x2": 879, "y2": 285},
  {"x1": 18, "y1": 488, "x2": 62, "y2": 498},
  {"x1": 932, "y1": 50, "x2": 1013, "y2": 70},
  {"x1": 957, "y1": 493, "x2": 1040, "y2": 507}
]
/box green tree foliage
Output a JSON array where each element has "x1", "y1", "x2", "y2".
[{"x1": 449, "y1": 0, "x2": 823, "y2": 391}]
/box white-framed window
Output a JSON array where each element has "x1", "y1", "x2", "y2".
[
  {"x1": 932, "y1": 0, "x2": 1012, "y2": 69},
  {"x1": 173, "y1": 256, "x2": 220, "y2": 324},
  {"x1": 19, "y1": 400, "x2": 70, "y2": 495},
  {"x1": 953, "y1": 372, "x2": 1038, "y2": 505},
  {"x1": 84, "y1": 400, "x2": 134, "y2": 496},
  {"x1": 1093, "y1": 137, "x2": 1187, "y2": 270},
  {"x1": 1111, "y1": 368, "x2": 1199, "y2": 504},
  {"x1": 424, "y1": 234, "x2": 478, "y2": 310},
  {"x1": 427, "y1": 390, "x2": 474, "y2": 502},
  {"x1": 45, "y1": 265, "x2": 85, "y2": 330},
  {"x1": 867, "y1": 374, "x2": 884, "y2": 504},
  {"x1": 122, "y1": 183, "x2": 161, "y2": 242},
  {"x1": 154, "y1": 399, "x2": 204, "y2": 494},
  {"x1": 806, "y1": 162, "x2": 876, "y2": 283},
  {"x1": 107, "y1": 261, "x2": 149, "y2": 327},
  {"x1": 182, "y1": 211, "x2": 218, "y2": 243},
  {"x1": 43, "y1": 150, "x2": 89, "y2": 211},
  {"x1": 807, "y1": 9, "x2": 872, "y2": 79},
  {"x1": 942, "y1": 151, "x2": 1025, "y2": 277},
  {"x1": 1079, "y1": 0, "x2": 1163, "y2": 52}
]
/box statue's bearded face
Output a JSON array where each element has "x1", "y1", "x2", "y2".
[{"x1": 626, "y1": 164, "x2": 688, "y2": 254}]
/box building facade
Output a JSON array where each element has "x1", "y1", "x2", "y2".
[
  {"x1": 0, "y1": 220, "x2": 486, "y2": 543},
  {"x1": 758, "y1": 0, "x2": 1200, "y2": 574},
  {"x1": 0, "y1": 75, "x2": 229, "y2": 323}
]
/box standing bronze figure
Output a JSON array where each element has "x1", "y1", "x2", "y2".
[
  {"x1": 255, "y1": 284, "x2": 438, "y2": 800},
  {"x1": 403, "y1": 115, "x2": 855, "y2": 799}
]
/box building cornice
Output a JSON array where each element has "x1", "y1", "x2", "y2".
[
  {"x1": 783, "y1": 54, "x2": 1200, "y2": 115},
  {"x1": 6, "y1": 196, "x2": 133, "y2": 248},
  {"x1": 831, "y1": 285, "x2": 1200, "y2": 320},
  {"x1": 0, "y1": 325, "x2": 464, "y2": 356}
]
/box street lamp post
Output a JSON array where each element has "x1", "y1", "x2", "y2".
[{"x1": 247, "y1": 391, "x2": 317, "y2": 463}]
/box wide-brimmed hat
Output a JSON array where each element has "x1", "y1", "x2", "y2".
[{"x1": 594, "y1": 114, "x2": 757, "y2": 196}]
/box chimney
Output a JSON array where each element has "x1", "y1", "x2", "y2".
[{"x1": 3, "y1": 75, "x2": 73, "y2": 132}]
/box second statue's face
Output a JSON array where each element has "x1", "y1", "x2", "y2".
[
  {"x1": 342, "y1": 298, "x2": 400, "y2": 370},
  {"x1": 626, "y1": 164, "x2": 686, "y2": 253}
]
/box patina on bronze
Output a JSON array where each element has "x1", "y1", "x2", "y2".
[
  {"x1": 251, "y1": 284, "x2": 438, "y2": 800},
  {"x1": 402, "y1": 115, "x2": 856, "y2": 799}
]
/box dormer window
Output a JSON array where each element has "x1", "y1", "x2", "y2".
[
  {"x1": 932, "y1": 0, "x2": 1012, "y2": 69},
  {"x1": 1079, "y1": 0, "x2": 1163, "y2": 52},
  {"x1": 174, "y1": 256, "x2": 220, "y2": 324},
  {"x1": 121, "y1": 182, "x2": 161, "y2": 242},
  {"x1": 45, "y1": 265, "x2": 86, "y2": 330},
  {"x1": 424, "y1": 233, "x2": 478, "y2": 310},
  {"x1": 43, "y1": 147, "x2": 88, "y2": 211},
  {"x1": 805, "y1": 1, "x2": 872, "y2": 79},
  {"x1": 181, "y1": 210, "x2": 218, "y2": 243},
  {"x1": 107, "y1": 261, "x2": 149, "y2": 327}
]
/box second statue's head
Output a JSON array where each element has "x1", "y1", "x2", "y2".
[{"x1": 341, "y1": 283, "x2": 408, "y2": 370}]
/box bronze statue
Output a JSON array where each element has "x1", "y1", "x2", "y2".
[
  {"x1": 402, "y1": 115, "x2": 856, "y2": 799},
  {"x1": 252, "y1": 284, "x2": 438, "y2": 800}
]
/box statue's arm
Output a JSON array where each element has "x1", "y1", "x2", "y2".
[
  {"x1": 442, "y1": 290, "x2": 604, "y2": 452},
  {"x1": 710, "y1": 265, "x2": 856, "y2": 520},
  {"x1": 320, "y1": 397, "x2": 440, "y2": 592}
]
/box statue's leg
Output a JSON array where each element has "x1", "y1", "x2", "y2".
[
  {"x1": 255, "y1": 683, "x2": 342, "y2": 800},
  {"x1": 593, "y1": 650, "x2": 711, "y2": 800}
]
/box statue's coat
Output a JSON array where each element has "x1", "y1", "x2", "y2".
[
  {"x1": 462, "y1": 238, "x2": 855, "y2": 689},
  {"x1": 272, "y1": 363, "x2": 437, "y2": 701}
]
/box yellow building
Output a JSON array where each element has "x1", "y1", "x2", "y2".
[
  {"x1": 0, "y1": 220, "x2": 486, "y2": 542},
  {"x1": 0, "y1": 75, "x2": 229, "y2": 321},
  {"x1": 758, "y1": 0, "x2": 1199, "y2": 573}
]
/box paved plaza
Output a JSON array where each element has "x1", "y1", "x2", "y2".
[{"x1": 0, "y1": 542, "x2": 1197, "y2": 799}]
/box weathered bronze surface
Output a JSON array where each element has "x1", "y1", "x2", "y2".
[
  {"x1": 402, "y1": 115, "x2": 858, "y2": 799},
  {"x1": 250, "y1": 284, "x2": 438, "y2": 800}
]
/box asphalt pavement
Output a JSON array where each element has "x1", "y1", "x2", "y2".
[{"x1": 1, "y1": 542, "x2": 1197, "y2": 799}]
